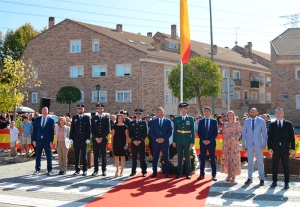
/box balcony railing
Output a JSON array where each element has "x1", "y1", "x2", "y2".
[
  {"x1": 233, "y1": 79, "x2": 242, "y2": 87},
  {"x1": 251, "y1": 81, "x2": 259, "y2": 88}
]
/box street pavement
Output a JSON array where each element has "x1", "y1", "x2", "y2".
[{"x1": 0, "y1": 151, "x2": 299, "y2": 207}]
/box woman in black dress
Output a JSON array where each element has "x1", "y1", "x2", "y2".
[{"x1": 111, "y1": 114, "x2": 129, "y2": 177}]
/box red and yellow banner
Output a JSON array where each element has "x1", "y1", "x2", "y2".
[{"x1": 180, "y1": 0, "x2": 190, "y2": 64}]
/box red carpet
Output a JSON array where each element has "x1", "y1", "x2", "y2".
[{"x1": 86, "y1": 173, "x2": 212, "y2": 207}]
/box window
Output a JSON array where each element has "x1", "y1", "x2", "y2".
[
  {"x1": 93, "y1": 65, "x2": 107, "y2": 77},
  {"x1": 266, "y1": 77, "x2": 271, "y2": 83},
  {"x1": 172, "y1": 94, "x2": 177, "y2": 103},
  {"x1": 234, "y1": 91, "x2": 240, "y2": 99},
  {"x1": 260, "y1": 93, "x2": 265, "y2": 101},
  {"x1": 297, "y1": 95, "x2": 300, "y2": 109},
  {"x1": 70, "y1": 40, "x2": 81, "y2": 53},
  {"x1": 233, "y1": 71, "x2": 240, "y2": 79},
  {"x1": 116, "y1": 91, "x2": 131, "y2": 102},
  {"x1": 266, "y1": 93, "x2": 271, "y2": 101},
  {"x1": 188, "y1": 97, "x2": 196, "y2": 104},
  {"x1": 251, "y1": 92, "x2": 257, "y2": 100},
  {"x1": 92, "y1": 39, "x2": 99, "y2": 52},
  {"x1": 31, "y1": 92, "x2": 38, "y2": 103},
  {"x1": 169, "y1": 43, "x2": 178, "y2": 49},
  {"x1": 92, "y1": 91, "x2": 107, "y2": 103},
  {"x1": 295, "y1": 67, "x2": 300, "y2": 80},
  {"x1": 33, "y1": 68, "x2": 38, "y2": 79},
  {"x1": 116, "y1": 64, "x2": 131, "y2": 76},
  {"x1": 70, "y1": 66, "x2": 84, "y2": 78},
  {"x1": 222, "y1": 69, "x2": 228, "y2": 78},
  {"x1": 165, "y1": 68, "x2": 169, "y2": 78},
  {"x1": 77, "y1": 91, "x2": 84, "y2": 103},
  {"x1": 165, "y1": 93, "x2": 169, "y2": 103}
]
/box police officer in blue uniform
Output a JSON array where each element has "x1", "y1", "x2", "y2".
[
  {"x1": 91, "y1": 103, "x2": 110, "y2": 176},
  {"x1": 128, "y1": 109, "x2": 148, "y2": 177},
  {"x1": 70, "y1": 104, "x2": 91, "y2": 176}
]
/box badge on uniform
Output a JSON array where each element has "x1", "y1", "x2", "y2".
[
  {"x1": 95, "y1": 120, "x2": 98, "y2": 122},
  {"x1": 186, "y1": 121, "x2": 190, "y2": 125},
  {"x1": 74, "y1": 119, "x2": 77, "y2": 122}
]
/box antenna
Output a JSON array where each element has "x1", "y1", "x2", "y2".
[
  {"x1": 280, "y1": 13, "x2": 300, "y2": 28},
  {"x1": 231, "y1": 27, "x2": 240, "y2": 45}
]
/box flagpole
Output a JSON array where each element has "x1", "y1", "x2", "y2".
[{"x1": 180, "y1": 59, "x2": 183, "y2": 103}]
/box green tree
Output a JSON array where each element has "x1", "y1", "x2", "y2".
[
  {"x1": 168, "y1": 57, "x2": 223, "y2": 116},
  {"x1": 0, "y1": 56, "x2": 41, "y2": 112},
  {"x1": 56, "y1": 86, "x2": 81, "y2": 113}
]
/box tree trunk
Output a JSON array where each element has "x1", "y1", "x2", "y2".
[{"x1": 197, "y1": 97, "x2": 203, "y2": 117}]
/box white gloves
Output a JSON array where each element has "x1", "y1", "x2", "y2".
[
  {"x1": 86, "y1": 139, "x2": 90, "y2": 144},
  {"x1": 69, "y1": 139, "x2": 73, "y2": 145}
]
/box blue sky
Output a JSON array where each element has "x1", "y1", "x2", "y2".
[{"x1": 0, "y1": 0, "x2": 298, "y2": 54}]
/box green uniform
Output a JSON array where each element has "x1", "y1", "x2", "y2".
[{"x1": 173, "y1": 115, "x2": 195, "y2": 176}]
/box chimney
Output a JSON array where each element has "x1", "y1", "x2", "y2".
[
  {"x1": 116, "y1": 24, "x2": 123, "y2": 32},
  {"x1": 252, "y1": 54, "x2": 257, "y2": 64},
  {"x1": 213, "y1": 45, "x2": 218, "y2": 55},
  {"x1": 248, "y1": 42, "x2": 252, "y2": 53},
  {"x1": 171, "y1": 24, "x2": 177, "y2": 39},
  {"x1": 245, "y1": 45, "x2": 249, "y2": 57},
  {"x1": 48, "y1": 17, "x2": 55, "y2": 29},
  {"x1": 147, "y1": 32, "x2": 152, "y2": 37},
  {"x1": 154, "y1": 39, "x2": 161, "y2": 51}
]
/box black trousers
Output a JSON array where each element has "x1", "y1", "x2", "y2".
[
  {"x1": 131, "y1": 141, "x2": 147, "y2": 174},
  {"x1": 74, "y1": 141, "x2": 87, "y2": 172},
  {"x1": 272, "y1": 147, "x2": 290, "y2": 183},
  {"x1": 93, "y1": 141, "x2": 107, "y2": 172}
]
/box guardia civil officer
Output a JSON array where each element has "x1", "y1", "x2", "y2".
[
  {"x1": 70, "y1": 104, "x2": 91, "y2": 176},
  {"x1": 91, "y1": 103, "x2": 110, "y2": 176},
  {"x1": 172, "y1": 103, "x2": 195, "y2": 179},
  {"x1": 128, "y1": 109, "x2": 148, "y2": 177}
]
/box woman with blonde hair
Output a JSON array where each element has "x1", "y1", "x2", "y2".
[
  {"x1": 55, "y1": 116, "x2": 70, "y2": 175},
  {"x1": 221, "y1": 111, "x2": 242, "y2": 182},
  {"x1": 111, "y1": 114, "x2": 129, "y2": 177}
]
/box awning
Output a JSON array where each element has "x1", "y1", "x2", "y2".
[{"x1": 251, "y1": 73, "x2": 264, "y2": 83}]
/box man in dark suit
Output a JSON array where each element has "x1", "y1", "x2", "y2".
[
  {"x1": 128, "y1": 109, "x2": 148, "y2": 177},
  {"x1": 32, "y1": 107, "x2": 55, "y2": 175},
  {"x1": 91, "y1": 103, "x2": 110, "y2": 176},
  {"x1": 69, "y1": 104, "x2": 91, "y2": 176},
  {"x1": 150, "y1": 107, "x2": 172, "y2": 178},
  {"x1": 197, "y1": 106, "x2": 218, "y2": 181},
  {"x1": 268, "y1": 107, "x2": 295, "y2": 189}
]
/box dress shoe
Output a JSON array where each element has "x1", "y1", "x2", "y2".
[
  {"x1": 270, "y1": 182, "x2": 277, "y2": 187},
  {"x1": 73, "y1": 171, "x2": 80, "y2": 176},
  {"x1": 33, "y1": 171, "x2": 40, "y2": 175},
  {"x1": 197, "y1": 175, "x2": 205, "y2": 180},
  {"x1": 284, "y1": 183, "x2": 289, "y2": 189},
  {"x1": 83, "y1": 171, "x2": 87, "y2": 176},
  {"x1": 58, "y1": 170, "x2": 64, "y2": 175},
  {"x1": 244, "y1": 179, "x2": 253, "y2": 185},
  {"x1": 186, "y1": 175, "x2": 191, "y2": 179},
  {"x1": 102, "y1": 171, "x2": 107, "y2": 176},
  {"x1": 142, "y1": 174, "x2": 147, "y2": 177},
  {"x1": 176, "y1": 175, "x2": 182, "y2": 179},
  {"x1": 260, "y1": 180, "x2": 264, "y2": 186},
  {"x1": 92, "y1": 171, "x2": 98, "y2": 176},
  {"x1": 165, "y1": 173, "x2": 171, "y2": 178},
  {"x1": 129, "y1": 172, "x2": 136, "y2": 177},
  {"x1": 48, "y1": 171, "x2": 54, "y2": 176},
  {"x1": 151, "y1": 173, "x2": 157, "y2": 178},
  {"x1": 212, "y1": 176, "x2": 217, "y2": 181}
]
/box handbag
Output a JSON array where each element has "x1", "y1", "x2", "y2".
[{"x1": 65, "y1": 138, "x2": 71, "y2": 149}]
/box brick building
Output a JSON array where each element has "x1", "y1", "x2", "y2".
[
  {"x1": 22, "y1": 17, "x2": 271, "y2": 117},
  {"x1": 271, "y1": 28, "x2": 300, "y2": 123}
]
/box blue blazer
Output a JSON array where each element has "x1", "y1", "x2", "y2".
[
  {"x1": 242, "y1": 117, "x2": 267, "y2": 147},
  {"x1": 32, "y1": 116, "x2": 55, "y2": 144},
  {"x1": 198, "y1": 118, "x2": 218, "y2": 146},
  {"x1": 150, "y1": 118, "x2": 172, "y2": 147}
]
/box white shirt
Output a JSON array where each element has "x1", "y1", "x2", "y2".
[
  {"x1": 136, "y1": 119, "x2": 141, "y2": 123},
  {"x1": 204, "y1": 117, "x2": 210, "y2": 129},
  {"x1": 182, "y1": 116, "x2": 186, "y2": 120},
  {"x1": 40, "y1": 116, "x2": 48, "y2": 126},
  {"x1": 10, "y1": 127, "x2": 19, "y2": 142},
  {"x1": 277, "y1": 119, "x2": 283, "y2": 127}
]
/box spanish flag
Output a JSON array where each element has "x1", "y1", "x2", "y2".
[{"x1": 180, "y1": 0, "x2": 190, "y2": 64}]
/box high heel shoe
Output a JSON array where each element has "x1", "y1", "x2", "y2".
[
  {"x1": 115, "y1": 171, "x2": 119, "y2": 177},
  {"x1": 120, "y1": 171, "x2": 123, "y2": 177},
  {"x1": 226, "y1": 176, "x2": 231, "y2": 181},
  {"x1": 231, "y1": 176, "x2": 236, "y2": 182}
]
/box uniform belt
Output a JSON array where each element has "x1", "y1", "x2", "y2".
[{"x1": 177, "y1": 130, "x2": 191, "y2": 134}]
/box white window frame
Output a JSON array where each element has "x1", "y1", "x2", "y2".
[
  {"x1": 92, "y1": 65, "x2": 107, "y2": 77},
  {"x1": 165, "y1": 93, "x2": 169, "y2": 103},
  {"x1": 169, "y1": 43, "x2": 178, "y2": 49},
  {"x1": 266, "y1": 93, "x2": 271, "y2": 102},
  {"x1": 295, "y1": 67, "x2": 300, "y2": 80},
  {"x1": 70, "y1": 66, "x2": 84, "y2": 78},
  {"x1": 172, "y1": 94, "x2": 177, "y2": 103},
  {"x1": 232, "y1": 71, "x2": 240, "y2": 79},
  {"x1": 70, "y1": 40, "x2": 81, "y2": 53},
  {"x1": 165, "y1": 68, "x2": 169, "y2": 78},
  {"x1": 77, "y1": 91, "x2": 84, "y2": 103},
  {"x1": 222, "y1": 69, "x2": 228, "y2": 78},
  {"x1": 296, "y1": 95, "x2": 300, "y2": 109},
  {"x1": 116, "y1": 64, "x2": 131, "y2": 76},
  {"x1": 188, "y1": 97, "x2": 196, "y2": 104},
  {"x1": 92, "y1": 91, "x2": 107, "y2": 103},
  {"x1": 33, "y1": 68, "x2": 38, "y2": 79},
  {"x1": 116, "y1": 91, "x2": 131, "y2": 102},
  {"x1": 234, "y1": 91, "x2": 240, "y2": 99},
  {"x1": 31, "y1": 92, "x2": 38, "y2": 103},
  {"x1": 251, "y1": 92, "x2": 257, "y2": 100},
  {"x1": 260, "y1": 93, "x2": 265, "y2": 101},
  {"x1": 92, "y1": 39, "x2": 99, "y2": 52}
]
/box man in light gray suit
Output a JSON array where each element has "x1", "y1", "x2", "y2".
[{"x1": 242, "y1": 108, "x2": 267, "y2": 186}]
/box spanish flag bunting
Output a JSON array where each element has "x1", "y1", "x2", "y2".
[{"x1": 180, "y1": 0, "x2": 190, "y2": 64}]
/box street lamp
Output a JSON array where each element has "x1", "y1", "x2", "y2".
[{"x1": 95, "y1": 84, "x2": 101, "y2": 101}]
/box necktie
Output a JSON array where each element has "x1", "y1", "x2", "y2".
[
  {"x1": 279, "y1": 121, "x2": 281, "y2": 128},
  {"x1": 159, "y1": 119, "x2": 162, "y2": 128},
  {"x1": 79, "y1": 116, "x2": 82, "y2": 119},
  {"x1": 252, "y1": 119, "x2": 255, "y2": 131},
  {"x1": 182, "y1": 116, "x2": 185, "y2": 121},
  {"x1": 205, "y1": 119, "x2": 209, "y2": 139},
  {"x1": 42, "y1": 117, "x2": 46, "y2": 129}
]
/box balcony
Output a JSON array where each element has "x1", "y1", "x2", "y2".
[
  {"x1": 251, "y1": 81, "x2": 259, "y2": 88},
  {"x1": 233, "y1": 79, "x2": 242, "y2": 87}
]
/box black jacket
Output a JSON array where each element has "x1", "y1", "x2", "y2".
[{"x1": 70, "y1": 115, "x2": 91, "y2": 142}]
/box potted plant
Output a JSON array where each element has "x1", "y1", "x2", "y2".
[{"x1": 67, "y1": 140, "x2": 94, "y2": 169}]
